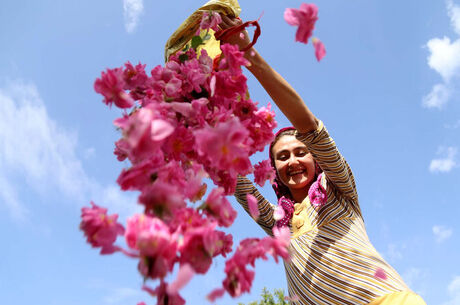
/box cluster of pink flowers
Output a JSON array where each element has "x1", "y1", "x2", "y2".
[{"x1": 81, "y1": 11, "x2": 288, "y2": 305}]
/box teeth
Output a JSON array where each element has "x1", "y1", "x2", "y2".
[{"x1": 289, "y1": 170, "x2": 304, "y2": 175}]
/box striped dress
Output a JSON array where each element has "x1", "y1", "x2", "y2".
[{"x1": 234, "y1": 120, "x2": 415, "y2": 305}]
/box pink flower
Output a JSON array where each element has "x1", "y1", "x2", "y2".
[
  {"x1": 138, "y1": 181, "x2": 186, "y2": 218},
  {"x1": 194, "y1": 118, "x2": 252, "y2": 174},
  {"x1": 253, "y1": 159, "x2": 276, "y2": 187},
  {"x1": 312, "y1": 37, "x2": 326, "y2": 61},
  {"x1": 223, "y1": 255, "x2": 255, "y2": 297},
  {"x1": 247, "y1": 194, "x2": 259, "y2": 220},
  {"x1": 94, "y1": 67, "x2": 134, "y2": 108},
  {"x1": 248, "y1": 103, "x2": 277, "y2": 153},
  {"x1": 123, "y1": 61, "x2": 148, "y2": 90},
  {"x1": 143, "y1": 282, "x2": 185, "y2": 305},
  {"x1": 164, "y1": 77, "x2": 182, "y2": 98},
  {"x1": 125, "y1": 214, "x2": 177, "y2": 279},
  {"x1": 183, "y1": 163, "x2": 208, "y2": 202},
  {"x1": 200, "y1": 11, "x2": 222, "y2": 32},
  {"x1": 117, "y1": 156, "x2": 165, "y2": 191},
  {"x1": 219, "y1": 43, "x2": 250, "y2": 74},
  {"x1": 181, "y1": 58, "x2": 208, "y2": 94},
  {"x1": 374, "y1": 268, "x2": 387, "y2": 280},
  {"x1": 125, "y1": 214, "x2": 175, "y2": 254},
  {"x1": 204, "y1": 188, "x2": 237, "y2": 228},
  {"x1": 284, "y1": 3, "x2": 319, "y2": 44},
  {"x1": 166, "y1": 264, "x2": 195, "y2": 294},
  {"x1": 308, "y1": 173, "x2": 327, "y2": 208},
  {"x1": 80, "y1": 202, "x2": 125, "y2": 254},
  {"x1": 179, "y1": 226, "x2": 215, "y2": 273},
  {"x1": 113, "y1": 108, "x2": 174, "y2": 162},
  {"x1": 114, "y1": 138, "x2": 129, "y2": 161}
]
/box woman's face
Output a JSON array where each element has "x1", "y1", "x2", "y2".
[{"x1": 272, "y1": 135, "x2": 316, "y2": 191}]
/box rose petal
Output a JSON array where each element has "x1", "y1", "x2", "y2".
[
  {"x1": 312, "y1": 38, "x2": 326, "y2": 61},
  {"x1": 151, "y1": 119, "x2": 174, "y2": 141},
  {"x1": 167, "y1": 264, "x2": 195, "y2": 294},
  {"x1": 374, "y1": 267, "x2": 387, "y2": 280},
  {"x1": 247, "y1": 194, "x2": 259, "y2": 220}
]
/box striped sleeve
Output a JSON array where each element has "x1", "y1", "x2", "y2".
[
  {"x1": 234, "y1": 175, "x2": 276, "y2": 236},
  {"x1": 296, "y1": 120, "x2": 358, "y2": 201}
]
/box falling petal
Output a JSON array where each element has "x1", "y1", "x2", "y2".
[
  {"x1": 374, "y1": 267, "x2": 387, "y2": 280},
  {"x1": 207, "y1": 288, "x2": 226, "y2": 302},
  {"x1": 312, "y1": 38, "x2": 326, "y2": 61},
  {"x1": 167, "y1": 264, "x2": 195, "y2": 294},
  {"x1": 247, "y1": 194, "x2": 260, "y2": 220},
  {"x1": 210, "y1": 75, "x2": 216, "y2": 97}
]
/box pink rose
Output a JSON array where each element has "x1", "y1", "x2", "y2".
[
  {"x1": 284, "y1": 3, "x2": 319, "y2": 44},
  {"x1": 80, "y1": 202, "x2": 124, "y2": 254}
]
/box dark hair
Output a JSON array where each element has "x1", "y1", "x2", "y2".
[{"x1": 269, "y1": 127, "x2": 322, "y2": 227}]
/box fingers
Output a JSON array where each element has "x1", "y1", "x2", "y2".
[{"x1": 220, "y1": 14, "x2": 242, "y2": 29}]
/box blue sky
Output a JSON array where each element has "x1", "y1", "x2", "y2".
[{"x1": 1, "y1": 0, "x2": 460, "y2": 304}]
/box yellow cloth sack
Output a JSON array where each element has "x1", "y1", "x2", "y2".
[
  {"x1": 164, "y1": 0, "x2": 241, "y2": 62},
  {"x1": 368, "y1": 291, "x2": 427, "y2": 305}
]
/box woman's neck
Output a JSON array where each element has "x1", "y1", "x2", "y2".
[{"x1": 289, "y1": 181, "x2": 314, "y2": 203}]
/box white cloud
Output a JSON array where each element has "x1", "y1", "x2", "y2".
[
  {"x1": 433, "y1": 225, "x2": 453, "y2": 243},
  {"x1": 443, "y1": 275, "x2": 460, "y2": 305},
  {"x1": 422, "y1": 83, "x2": 451, "y2": 109},
  {"x1": 448, "y1": 0, "x2": 460, "y2": 35},
  {"x1": 123, "y1": 0, "x2": 144, "y2": 33},
  {"x1": 426, "y1": 37, "x2": 460, "y2": 82},
  {"x1": 429, "y1": 146, "x2": 458, "y2": 173},
  {"x1": 0, "y1": 80, "x2": 138, "y2": 222},
  {"x1": 423, "y1": 0, "x2": 460, "y2": 108}
]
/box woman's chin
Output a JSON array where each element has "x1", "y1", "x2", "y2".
[{"x1": 289, "y1": 175, "x2": 309, "y2": 188}]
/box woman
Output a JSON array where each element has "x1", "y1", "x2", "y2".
[{"x1": 218, "y1": 15, "x2": 427, "y2": 305}]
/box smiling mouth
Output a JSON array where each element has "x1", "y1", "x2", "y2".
[{"x1": 288, "y1": 169, "x2": 305, "y2": 176}]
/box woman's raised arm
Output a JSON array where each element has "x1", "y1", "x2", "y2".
[{"x1": 218, "y1": 15, "x2": 318, "y2": 133}]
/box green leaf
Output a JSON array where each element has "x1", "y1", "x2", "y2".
[
  {"x1": 191, "y1": 36, "x2": 203, "y2": 49},
  {"x1": 179, "y1": 53, "x2": 189, "y2": 63}
]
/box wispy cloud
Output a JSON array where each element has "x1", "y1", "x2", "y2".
[
  {"x1": 433, "y1": 225, "x2": 453, "y2": 243},
  {"x1": 402, "y1": 267, "x2": 429, "y2": 297},
  {"x1": 429, "y1": 146, "x2": 458, "y2": 173},
  {"x1": 443, "y1": 275, "x2": 460, "y2": 305},
  {"x1": 422, "y1": 83, "x2": 451, "y2": 109},
  {"x1": 423, "y1": 0, "x2": 460, "y2": 109},
  {"x1": 123, "y1": 0, "x2": 144, "y2": 33},
  {"x1": 0, "y1": 80, "x2": 138, "y2": 222},
  {"x1": 103, "y1": 287, "x2": 144, "y2": 304},
  {"x1": 383, "y1": 243, "x2": 405, "y2": 262}
]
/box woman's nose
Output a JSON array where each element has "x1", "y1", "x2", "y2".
[{"x1": 288, "y1": 154, "x2": 300, "y2": 165}]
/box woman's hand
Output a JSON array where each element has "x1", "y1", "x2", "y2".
[{"x1": 218, "y1": 15, "x2": 252, "y2": 52}]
